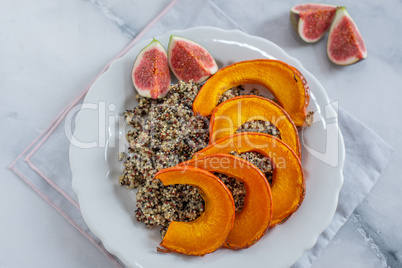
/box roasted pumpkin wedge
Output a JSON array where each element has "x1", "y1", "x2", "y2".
[
  {"x1": 193, "y1": 59, "x2": 311, "y2": 126},
  {"x1": 155, "y1": 166, "x2": 235, "y2": 256},
  {"x1": 179, "y1": 154, "x2": 273, "y2": 249},
  {"x1": 209, "y1": 95, "x2": 301, "y2": 158},
  {"x1": 194, "y1": 133, "x2": 305, "y2": 227}
]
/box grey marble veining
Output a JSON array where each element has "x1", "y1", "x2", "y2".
[
  {"x1": 88, "y1": 0, "x2": 137, "y2": 38},
  {"x1": 1, "y1": 0, "x2": 401, "y2": 267},
  {"x1": 87, "y1": 0, "x2": 172, "y2": 38}
]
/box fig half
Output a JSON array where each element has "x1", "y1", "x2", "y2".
[
  {"x1": 290, "y1": 3, "x2": 337, "y2": 43},
  {"x1": 327, "y1": 7, "x2": 367, "y2": 65},
  {"x1": 132, "y1": 39, "x2": 171, "y2": 99},
  {"x1": 168, "y1": 35, "x2": 218, "y2": 83}
]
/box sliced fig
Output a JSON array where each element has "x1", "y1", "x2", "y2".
[
  {"x1": 168, "y1": 35, "x2": 218, "y2": 83},
  {"x1": 327, "y1": 7, "x2": 367, "y2": 65},
  {"x1": 132, "y1": 39, "x2": 171, "y2": 99},
  {"x1": 290, "y1": 3, "x2": 337, "y2": 43}
]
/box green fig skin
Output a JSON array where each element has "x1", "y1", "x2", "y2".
[{"x1": 290, "y1": 11, "x2": 301, "y2": 34}]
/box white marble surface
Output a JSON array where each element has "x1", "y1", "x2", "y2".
[{"x1": 1, "y1": 0, "x2": 401, "y2": 267}]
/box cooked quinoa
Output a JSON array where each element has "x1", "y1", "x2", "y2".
[
  {"x1": 119, "y1": 81, "x2": 280, "y2": 237},
  {"x1": 236, "y1": 120, "x2": 281, "y2": 139},
  {"x1": 217, "y1": 86, "x2": 261, "y2": 105}
]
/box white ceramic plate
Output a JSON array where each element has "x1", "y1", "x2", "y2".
[{"x1": 70, "y1": 27, "x2": 344, "y2": 268}]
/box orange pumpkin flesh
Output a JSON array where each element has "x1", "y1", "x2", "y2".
[
  {"x1": 194, "y1": 133, "x2": 305, "y2": 227},
  {"x1": 179, "y1": 154, "x2": 273, "y2": 249},
  {"x1": 193, "y1": 59, "x2": 310, "y2": 126},
  {"x1": 155, "y1": 166, "x2": 235, "y2": 256},
  {"x1": 209, "y1": 95, "x2": 301, "y2": 158}
]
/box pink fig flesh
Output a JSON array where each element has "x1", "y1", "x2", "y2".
[
  {"x1": 132, "y1": 39, "x2": 171, "y2": 99},
  {"x1": 290, "y1": 3, "x2": 337, "y2": 43},
  {"x1": 168, "y1": 35, "x2": 218, "y2": 83}
]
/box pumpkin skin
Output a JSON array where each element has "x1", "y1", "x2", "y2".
[
  {"x1": 155, "y1": 166, "x2": 235, "y2": 256},
  {"x1": 194, "y1": 133, "x2": 305, "y2": 227},
  {"x1": 192, "y1": 59, "x2": 311, "y2": 126},
  {"x1": 209, "y1": 95, "x2": 301, "y2": 158},
  {"x1": 179, "y1": 154, "x2": 273, "y2": 249}
]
